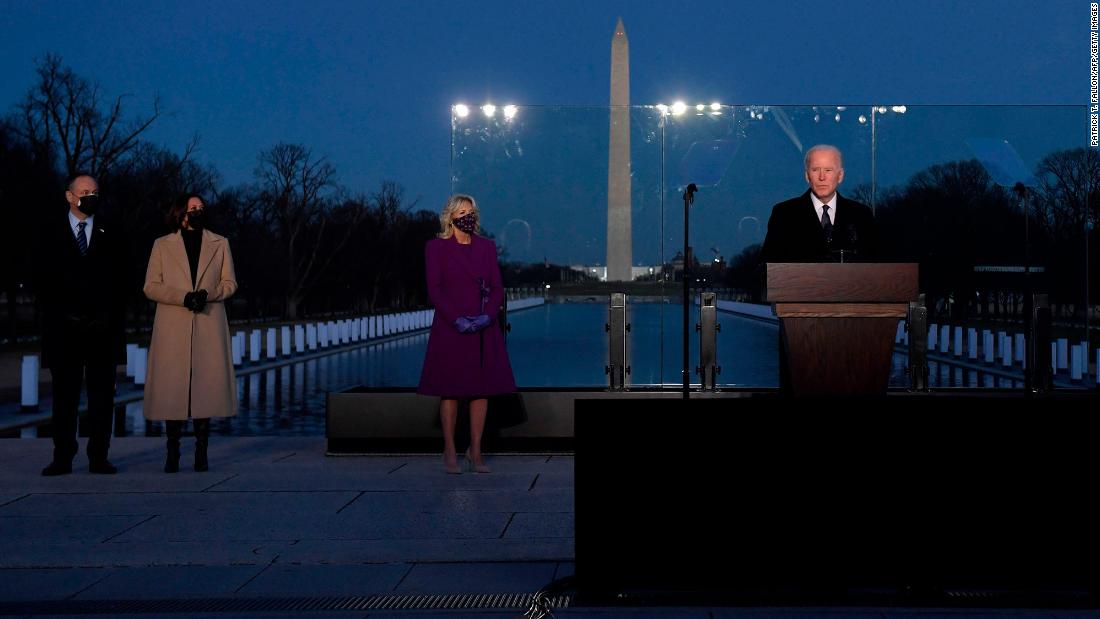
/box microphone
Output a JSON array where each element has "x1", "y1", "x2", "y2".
[{"x1": 683, "y1": 183, "x2": 698, "y2": 205}]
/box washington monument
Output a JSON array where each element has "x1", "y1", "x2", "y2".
[{"x1": 606, "y1": 17, "x2": 631, "y2": 281}]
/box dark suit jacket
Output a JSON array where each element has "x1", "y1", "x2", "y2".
[
  {"x1": 759, "y1": 190, "x2": 879, "y2": 264},
  {"x1": 35, "y1": 209, "x2": 130, "y2": 369}
]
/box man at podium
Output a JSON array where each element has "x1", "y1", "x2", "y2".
[{"x1": 760, "y1": 145, "x2": 878, "y2": 263}]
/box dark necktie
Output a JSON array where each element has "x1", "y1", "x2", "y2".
[
  {"x1": 75, "y1": 221, "x2": 88, "y2": 256},
  {"x1": 821, "y1": 204, "x2": 833, "y2": 243}
]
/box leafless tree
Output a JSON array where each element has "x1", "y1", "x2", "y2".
[
  {"x1": 15, "y1": 54, "x2": 161, "y2": 178},
  {"x1": 1034, "y1": 147, "x2": 1100, "y2": 237},
  {"x1": 255, "y1": 142, "x2": 363, "y2": 318}
]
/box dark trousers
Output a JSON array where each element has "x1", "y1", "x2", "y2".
[{"x1": 49, "y1": 353, "x2": 116, "y2": 463}]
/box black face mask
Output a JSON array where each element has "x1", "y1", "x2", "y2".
[
  {"x1": 453, "y1": 213, "x2": 477, "y2": 234},
  {"x1": 77, "y1": 195, "x2": 99, "y2": 216},
  {"x1": 186, "y1": 209, "x2": 205, "y2": 230}
]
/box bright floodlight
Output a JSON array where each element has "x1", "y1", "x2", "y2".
[
  {"x1": 892, "y1": 105, "x2": 907, "y2": 114},
  {"x1": 671, "y1": 101, "x2": 687, "y2": 116},
  {"x1": 695, "y1": 104, "x2": 705, "y2": 111},
  {"x1": 710, "y1": 102, "x2": 721, "y2": 111},
  {"x1": 482, "y1": 104, "x2": 496, "y2": 117},
  {"x1": 454, "y1": 104, "x2": 469, "y2": 118},
  {"x1": 503, "y1": 105, "x2": 518, "y2": 119},
  {"x1": 656, "y1": 103, "x2": 669, "y2": 115}
]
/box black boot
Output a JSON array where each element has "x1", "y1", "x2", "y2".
[
  {"x1": 164, "y1": 421, "x2": 183, "y2": 473},
  {"x1": 193, "y1": 418, "x2": 210, "y2": 472}
]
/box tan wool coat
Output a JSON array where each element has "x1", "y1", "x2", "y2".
[{"x1": 142, "y1": 230, "x2": 238, "y2": 420}]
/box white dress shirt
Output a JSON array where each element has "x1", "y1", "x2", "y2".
[
  {"x1": 810, "y1": 193, "x2": 837, "y2": 225},
  {"x1": 69, "y1": 211, "x2": 94, "y2": 249}
]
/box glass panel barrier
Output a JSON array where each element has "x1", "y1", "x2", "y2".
[
  {"x1": 874, "y1": 105, "x2": 1088, "y2": 389},
  {"x1": 449, "y1": 104, "x2": 1093, "y2": 391}
]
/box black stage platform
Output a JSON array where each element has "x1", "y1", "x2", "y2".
[{"x1": 575, "y1": 393, "x2": 1100, "y2": 608}]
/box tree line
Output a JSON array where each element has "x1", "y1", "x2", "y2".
[{"x1": 1, "y1": 55, "x2": 441, "y2": 343}]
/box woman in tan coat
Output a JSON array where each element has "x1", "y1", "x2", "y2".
[{"x1": 143, "y1": 193, "x2": 238, "y2": 472}]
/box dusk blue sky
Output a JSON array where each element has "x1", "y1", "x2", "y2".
[{"x1": 0, "y1": 1, "x2": 1085, "y2": 262}]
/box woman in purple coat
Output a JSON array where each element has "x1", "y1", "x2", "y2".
[{"x1": 418, "y1": 195, "x2": 516, "y2": 474}]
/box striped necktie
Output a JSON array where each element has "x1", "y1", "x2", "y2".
[{"x1": 75, "y1": 221, "x2": 88, "y2": 256}]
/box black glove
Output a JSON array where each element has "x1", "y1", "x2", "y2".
[
  {"x1": 184, "y1": 290, "x2": 208, "y2": 313},
  {"x1": 192, "y1": 289, "x2": 208, "y2": 313}
]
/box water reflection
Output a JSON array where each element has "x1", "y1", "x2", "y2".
[{"x1": 112, "y1": 303, "x2": 1039, "y2": 437}]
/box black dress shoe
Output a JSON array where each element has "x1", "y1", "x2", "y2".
[
  {"x1": 88, "y1": 460, "x2": 118, "y2": 475},
  {"x1": 41, "y1": 461, "x2": 72, "y2": 476}
]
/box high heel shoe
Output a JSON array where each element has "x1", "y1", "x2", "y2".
[
  {"x1": 443, "y1": 454, "x2": 461, "y2": 475},
  {"x1": 465, "y1": 448, "x2": 491, "y2": 474}
]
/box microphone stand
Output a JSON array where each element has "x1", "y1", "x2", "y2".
[
  {"x1": 1015, "y1": 182, "x2": 1036, "y2": 393},
  {"x1": 682, "y1": 183, "x2": 697, "y2": 400}
]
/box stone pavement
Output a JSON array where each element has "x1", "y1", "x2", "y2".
[{"x1": 0, "y1": 437, "x2": 1091, "y2": 618}]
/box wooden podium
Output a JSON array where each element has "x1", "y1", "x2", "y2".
[{"x1": 766, "y1": 263, "x2": 919, "y2": 395}]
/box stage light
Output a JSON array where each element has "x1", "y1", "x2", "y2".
[
  {"x1": 454, "y1": 104, "x2": 469, "y2": 118},
  {"x1": 836, "y1": 106, "x2": 847, "y2": 112},
  {"x1": 892, "y1": 105, "x2": 907, "y2": 113},
  {"x1": 834, "y1": 113, "x2": 841, "y2": 122},
  {"x1": 695, "y1": 104, "x2": 705, "y2": 111},
  {"x1": 858, "y1": 115, "x2": 867, "y2": 124},
  {"x1": 671, "y1": 101, "x2": 687, "y2": 116},
  {"x1": 656, "y1": 103, "x2": 669, "y2": 115},
  {"x1": 710, "y1": 102, "x2": 721, "y2": 111},
  {"x1": 503, "y1": 105, "x2": 517, "y2": 119},
  {"x1": 482, "y1": 104, "x2": 496, "y2": 117},
  {"x1": 877, "y1": 106, "x2": 888, "y2": 114}
]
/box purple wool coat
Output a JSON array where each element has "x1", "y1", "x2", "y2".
[{"x1": 417, "y1": 234, "x2": 517, "y2": 397}]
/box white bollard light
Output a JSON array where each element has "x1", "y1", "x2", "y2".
[
  {"x1": 968, "y1": 328, "x2": 978, "y2": 360},
  {"x1": 21, "y1": 355, "x2": 40, "y2": 409},
  {"x1": 294, "y1": 325, "x2": 305, "y2": 353},
  {"x1": 134, "y1": 347, "x2": 148, "y2": 385},
  {"x1": 281, "y1": 326, "x2": 292, "y2": 357},
  {"x1": 231, "y1": 334, "x2": 243, "y2": 366},
  {"x1": 1057, "y1": 338, "x2": 1069, "y2": 370},
  {"x1": 266, "y1": 328, "x2": 277, "y2": 360},
  {"x1": 126, "y1": 343, "x2": 138, "y2": 377},
  {"x1": 250, "y1": 330, "x2": 262, "y2": 362}
]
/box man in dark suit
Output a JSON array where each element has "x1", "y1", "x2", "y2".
[
  {"x1": 759, "y1": 145, "x2": 878, "y2": 263},
  {"x1": 36, "y1": 173, "x2": 129, "y2": 475}
]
